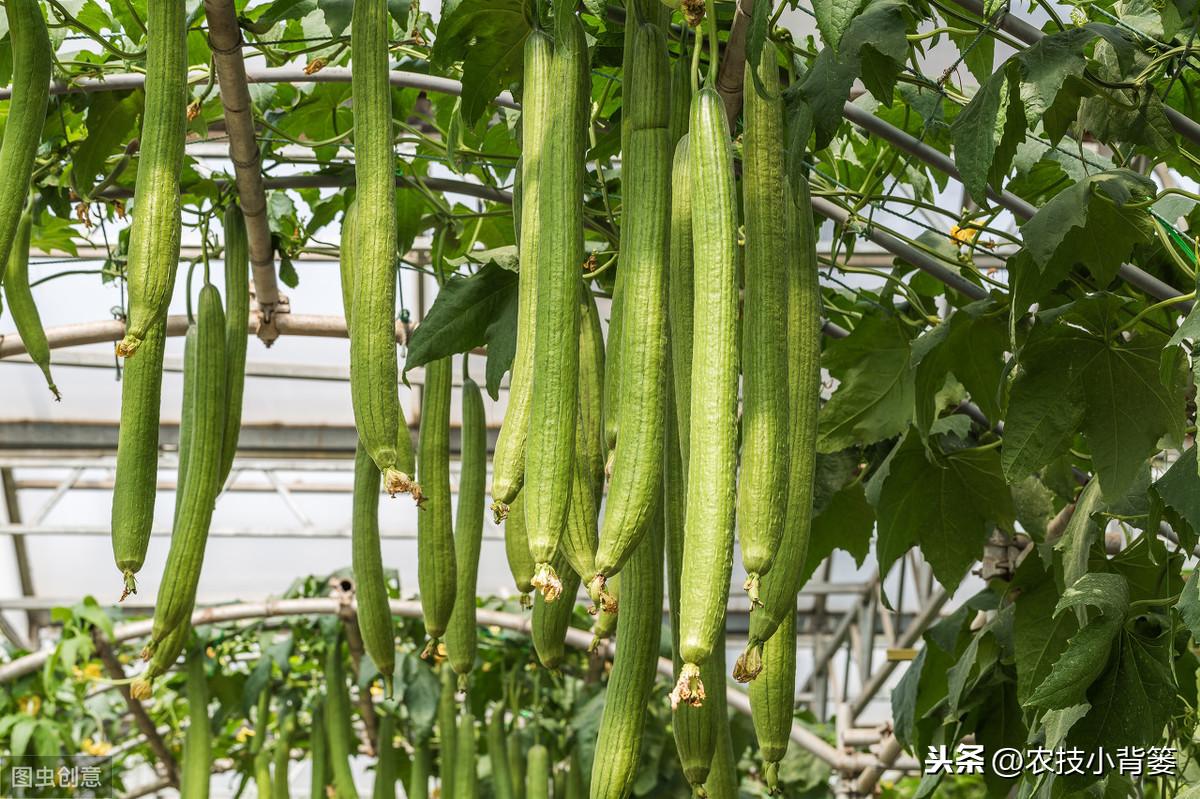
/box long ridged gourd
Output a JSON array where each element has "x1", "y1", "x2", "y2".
[
  {"x1": 116, "y1": 0, "x2": 186, "y2": 356},
  {"x1": 310, "y1": 700, "x2": 330, "y2": 799},
  {"x1": 351, "y1": 441, "x2": 395, "y2": 693},
  {"x1": 734, "y1": 175, "x2": 820, "y2": 682},
  {"x1": 407, "y1": 737, "x2": 430, "y2": 799},
  {"x1": 668, "y1": 135, "x2": 693, "y2": 461},
  {"x1": 180, "y1": 648, "x2": 211, "y2": 799},
  {"x1": 447, "y1": 376, "x2": 486, "y2": 685},
  {"x1": 579, "y1": 286, "x2": 607, "y2": 504},
  {"x1": 111, "y1": 313, "x2": 167, "y2": 596},
  {"x1": 347, "y1": 0, "x2": 413, "y2": 499},
  {"x1": 588, "y1": 500, "x2": 663, "y2": 799},
  {"x1": 506, "y1": 726, "x2": 525, "y2": 798},
  {"x1": 589, "y1": 19, "x2": 671, "y2": 607},
  {"x1": 339, "y1": 200, "x2": 418, "y2": 499},
  {"x1": 531, "y1": 546, "x2": 580, "y2": 669},
  {"x1": 4, "y1": 210, "x2": 58, "y2": 398},
  {"x1": 503, "y1": 492, "x2": 536, "y2": 606},
  {"x1": 272, "y1": 711, "x2": 294, "y2": 799},
  {"x1": 373, "y1": 712, "x2": 396, "y2": 799},
  {"x1": 452, "y1": 705, "x2": 477, "y2": 799},
  {"x1": 219, "y1": 204, "x2": 250, "y2": 485},
  {"x1": 491, "y1": 31, "x2": 552, "y2": 511},
  {"x1": 133, "y1": 620, "x2": 190, "y2": 698},
  {"x1": 486, "y1": 707, "x2": 515, "y2": 799},
  {"x1": 325, "y1": 637, "x2": 359, "y2": 799},
  {"x1": 525, "y1": 745, "x2": 550, "y2": 799},
  {"x1": 750, "y1": 607, "x2": 796, "y2": 793},
  {"x1": 525, "y1": 2, "x2": 587, "y2": 602},
  {"x1": 604, "y1": 0, "x2": 671, "y2": 455},
  {"x1": 437, "y1": 663, "x2": 457, "y2": 799},
  {"x1": 141, "y1": 284, "x2": 227, "y2": 661},
  {"x1": 737, "y1": 38, "x2": 791, "y2": 605},
  {"x1": 665, "y1": 379, "x2": 727, "y2": 795},
  {"x1": 0, "y1": 0, "x2": 49, "y2": 287},
  {"x1": 672, "y1": 87, "x2": 739, "y2": 709},
  {"x1": 417, "y1": 356, "x2": 456, "y2": 654},
  {"x1": 558, "y1": 424, "x2": 599, "y2": 585}
]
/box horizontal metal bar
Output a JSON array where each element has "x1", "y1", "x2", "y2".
[
  {"x1": 0, "y1": 597, "x2": 864, "y2": 773},
  {"x1": 0, "y1": 66, "x2": 519, "y2": 110},
  {"x1": 842, "y1": 104, "x2": 1189, "y2": 307},
  {"x1": 812, "y1": 197, "x2": 990, "y2": 300}
]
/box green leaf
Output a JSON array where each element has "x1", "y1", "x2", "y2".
[
  {"x1": 1152, "y1": 446, "x2": 1200, "y2": 550},
  {"x1": 1015, "y1": 27, "x2": 1093, "y2": 122},
  {"x1": 975, "y1": 682, "x2": 1025, "y2": 797},
  {"x1": 1067, "y1": 618, "x2": 1175, "y2": 756},
  {"x1": 394, "y1": 187, "x2": 426, "y2": 259},
  {"x1": 950, "y1": 28, "x2": 994, "y2": 86},
  {"x1": 799, "y1": 480, "x2": 875, "y2": 587},
  {"x1": 910, "y1": 300, "x2": 1007, "y2": 433},
  {"x1": 951, "y1": 62, "x2": 1026, "y2": 204},
  {"x1": 1176, "y1": 570, "x2": 1200, "y2": 644},
  {"x1": 278, "y1": 253, "x2": 299, "y2": 289},
  {"x1": 483, "y1": 283, "x2": 518, "y2": 400},
  {"x1": 431, "y1": 0, "x2": 532, "y2": 126},
  {"x1": 10, "y1": 716, "x2": 35, "y2": 758},
  {"x1": 394, "y1": 652, "x2": 439, "y2": 739},
  {"x1": 798, "y1": 48, "x2": 856, "y2": 151},
  {"x1": 1019, "y1": 170, "x2": 1156, "y2": 289},
  {"x1": 1055, "y1": 572, "x2": 1130, "y2": 620},
  {"x1": 1014, "y1": 568, "x2": 1080, "y2": 704},
  {"x1": 944, "y1": 633, "x2": 981, "y2": 717},
  {"x1": 1080, "y1": 86, "x2": 1176, "y2": 153},
  {"x1": 1003, "y1": 294, "x2": 1186, "y2": 498},
  {"x1": 874, "y1": 432, "x2": 1014, "y2": 588},
  {"x1": 1011, "y1": 476, "x2": 1057, "y2": 540},
  {"x1": 817, "y1": 314, "x2": 914, "y2": 452},
  {"x1": 71, "y1": 91, "x2": 142, "y2": 196},
  {"x1": 891, "y1": 646, "x2": 925, "y2": 747},
  {"x1": 800, "y1": 0, "x2": 909, "y2": 147},
  {"x1": 30, "y1": 214, "x2": 81, "y2": 258},
  {"x1": 812, "y1": 0, "x2": 869, "y2": 51},
  {"x1": 1026, "y1": 614, "x2": 1119, "y2": 710},
  {"x1": 403, "y1": 260, "x2": 518, "y2": 385},
  {"x1": 1042, "y1": 703, "x2": 1090, "y2": 750}
]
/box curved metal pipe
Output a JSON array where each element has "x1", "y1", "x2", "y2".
[{"x1": 0, "y1": 598, "x2": 867, "y2": 773}]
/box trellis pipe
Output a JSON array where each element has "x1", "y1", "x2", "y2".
[
  {"x1": 944, "y1": 0, "x2": 1200, "y2": 149},
  {"x1": 0, "y1": 67, "x2": 518, "y2": 109},
  {"x1": 847, "y1": 587, "x2": 950, "y2": 722},
  {"x1": 203, "y1": 0, "x2": 281, "y2": 316},
  {"x1": 840, "y1": 103, "x2": 1190, "y2": 306},
  {"x1": 0, "y1": 598, "x2": 878, "y2": 773}
]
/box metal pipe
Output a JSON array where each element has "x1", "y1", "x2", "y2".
[
  {"x1": 0, "y1": 67, "x2": 518, "y2": 109},
  {"x1": 0, "y1": 598, "x2": 865, "y2": 773},
  {"x1": 841, "y1": 103, "x2": 1189, "y2": 306},
  {"x1": 99, "y1": 173, "x2": 513, "y2": 206},
  {"x1": 203, "y1": 0, "x2": 281, "y2": 314},
  {"x1": 811, "y1": 197, "x2": 989, "y2": 300},
  {"x1": 852, "y1": 733, "x2": 906, "y2": 796},
  {"x1": 0, "y1": 467, "x2": 37, "y2": 639},
  {"x1": 0, "y1": 312, "x2": 398, "y2": 358},
  {"x1": 848, "y1": 588, "x2": 950, "y2": 721}
]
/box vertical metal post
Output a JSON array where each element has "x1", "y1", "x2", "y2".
[{"x1": 0, "y1": 468, "x2": 37, "y2": 641}]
